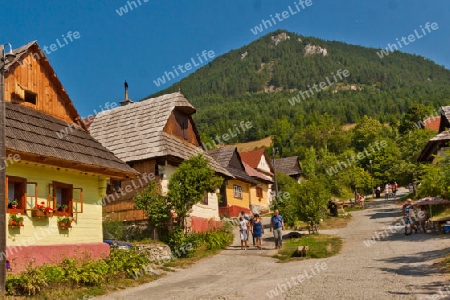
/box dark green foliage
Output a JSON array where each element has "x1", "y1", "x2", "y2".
[
  {"x1": 134, "y1": 181, "x2": 170, "y2": 229},
  {"x1": 168, "y1": 154, "x2": 223, "y2": 228},
  {"x1": 145, "y1": 30, "x2": 450, "y2": 155},
  {"x1": 162, "y1": 227, "x2": 233, "y2": 256},
  {"x1": 6, "y1": 249, "x2": 150, "y2": 296}
]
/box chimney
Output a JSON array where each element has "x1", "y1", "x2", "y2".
[{"x1": 119, "y1": 80, "x2": 134, "y2": 106}]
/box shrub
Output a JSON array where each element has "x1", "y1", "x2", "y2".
[
  {"x1": 196, "y1": 230, "x2": 233, "y2": 250},
  {"x1": 6, "y1": 249, "x2": 150, "y2": 296}
]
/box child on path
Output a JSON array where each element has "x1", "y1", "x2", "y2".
[{"x1": 239, "y1": 216, "x2": 249, "y2": 250}]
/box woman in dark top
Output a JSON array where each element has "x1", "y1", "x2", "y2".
[{"x1": 252, "y1": 214, "x2": 264, "y2": 249}]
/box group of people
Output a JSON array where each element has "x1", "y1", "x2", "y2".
[
  {"x1": 238, "y1": 209, "x2": 285, "y2": 250},
  {"x1": 403, "y1": 199, "x2": 430, "y2": 235},
  {"x1": 375, "y1": 182, "x2": 398, "y2": 200}
]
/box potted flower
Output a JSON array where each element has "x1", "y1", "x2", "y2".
[
  {"x1": 60, "y1": 205, "x2": 68, "y2": 213},
  {"x1": 57, "y1": 215, "x2": 74, "y2": 229},
  {"x1": 32, "y1": 201, "x2": 53, "y2": 218},
  {"x1": 9, "y1": 213, "x2": 24, "y2": 227},
  {"x1": 9, "y1": 202, "x2": 24, "y2": 227}
]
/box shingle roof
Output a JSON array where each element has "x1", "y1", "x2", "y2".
[
  {"x1": 0, "y1": 41, "x2": 35, "y2": 71},
  {"x1": 274, "y1": 156, "x2": 303, "y2": 176},
  {"x1": 417, "y1": 131, "x2": 450, "y2": 162},
  {"x1": 89, "y1": 92, "x2": 232, "y2": 177},
  {"x1": 207, "y1": 147, "x2": 258, "y2": 184},
  {"x1": 243, "y1": 163, "x2": 273, "y2": 183},
  {"x1": 5, "y1": 102, "x2": 136, "y2": 177},
  {"x1": 1, "y1": 41, "x2": 84, "y2": 130},
  {"x1": 424, "y1": 116, "x2": 440, "y2": 132},
  {"x1": 239, "y1": 148, "x2": 266, "y2": 169},
  {"x1": 442, "y1": 106, "x2": 450, "y2": 125}
]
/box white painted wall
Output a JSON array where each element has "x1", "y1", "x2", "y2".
[
  {"x1": 160, "y1": 163, "x2": 177, "y2": 195},
  {"x1": 257, "y1": 155, "x2": 272, "y2": 174},
  {"x1": 159, "y1": 162, "x2": 219, "y2": 220},
  {"x1": 191, "y1": 193, "x2": 220, "y2": 220}
]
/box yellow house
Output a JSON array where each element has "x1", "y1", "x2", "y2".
[
  {"x1": 2, "y1": 42, "x2": 136, "y2": 271},
  {"x1": 243, "y1": 163, "x2": 273, "y2": 214},
  {"x1": 240, "y1": 148, "x2": 275, "y2": 207},
  {"x1": 207, "y1": 147, "x2": 258, "y2": 217}
]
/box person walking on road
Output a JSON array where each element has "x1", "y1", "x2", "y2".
[
  {"x1": 251, "y1": 214, "x2": 264, "y2": 249},
  {"x1": 270, "y1": 209, "x2": 285, "y2": 249},
  {"x1": 239, "y1": 216, "x2": 249, "y2": 250}
]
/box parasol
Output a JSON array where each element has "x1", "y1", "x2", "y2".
[{"x1": 412, "y1": 197, "x2": 450, "y2": 219}]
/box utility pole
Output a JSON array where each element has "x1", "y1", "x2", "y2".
[
  {"x1": 370, "y1": 160, "x2": 374, "y2": 199},
  {"x1": 0, "y1": 43, "x2": 16, "y2": 295},
  {"x1": 271, "y1": 147, "x2": 279, "y2": 205}
]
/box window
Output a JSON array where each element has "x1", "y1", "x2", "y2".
[
  {"x1": 256, "y1": 187, "x2": 263, "y2": 198},
  {"x1": 49, "y1": 181, "x2": 83, "y2": 216},
  {"x1": 234, "y1": 185, "x2": 243, "y2": 199},
  {"x1": 107, "y1": 180, "x2": 121, "y2": 194},
  {"x1": 6, "y1": 176, "x2": 26, "y2": 212},
  {"x1": 182, "y1": 121, "x2": 188, "y2": 140},
  {"x1": 24, "y1": 90, "x2": 37, "y2": 105}
]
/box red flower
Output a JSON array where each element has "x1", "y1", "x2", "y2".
[
  {"x1": 12, "y1": 221, "x2": 16, "y2": 225},
  {"x1": 19, "y1": 222, "x2": 23, "y2": 226}
]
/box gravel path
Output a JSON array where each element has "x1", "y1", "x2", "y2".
[{"x1": 97, "y1": 192, "x2": 450, "y2": 300}]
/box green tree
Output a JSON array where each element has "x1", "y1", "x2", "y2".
[
  {"x1": 351, "y1": 116, "x2": 385, "y2": 151},
  {"x1": 399, "y1": 103, "x2": 434, "y2": 134},
  {"x1": 134, "y1": 181, "x2": 170, "y2": 234},
  {"x1": 295, "y1": 177, "x2": 330, "y2": 231},
  {"x1": 168, "y1": 155, "x2": 223, "y2": 229}
]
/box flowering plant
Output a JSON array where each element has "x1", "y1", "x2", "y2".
[
  {"x1": 35, "y1": 201, "x2": 53, "y2": 213},
  {"x1": 10, "y1": 200, "x2": 18, "y2": 208},
  {"x1": 57, "y1": 215, "x2": 75, "y2": 225},
  {"x1": 9, "y1": 213, "x2": 24, "y2": 226}
]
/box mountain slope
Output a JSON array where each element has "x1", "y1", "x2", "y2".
[{"x1": 146, "y1": 30, "x2": 450, "y2": 148}]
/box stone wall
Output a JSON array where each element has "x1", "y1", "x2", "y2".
[{"x1": 138, "y1": 244, "x2": 172, "y2": 262}]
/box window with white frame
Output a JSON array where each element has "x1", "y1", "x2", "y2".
[{"x1": 234, "y1": 185, "x2": 243, "y2": 199}]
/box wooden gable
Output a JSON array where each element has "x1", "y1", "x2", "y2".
[
  {"x1": 4, "y1": 43, "x2": 82, "y2": 126},
  {"x1": 229, "y1": 149, "x2": 245, "y2": 170},
  {"x1": 163, "y1": 109, "x2": 200, "y2": 146}
]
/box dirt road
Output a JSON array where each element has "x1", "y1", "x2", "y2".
[{"x1": 97, "y1": 196, "x2": 450, "y2": 299}]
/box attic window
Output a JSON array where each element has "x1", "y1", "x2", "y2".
[
  {"x1": 182, "y1": 122, "x2": 188, "y2": 140},
  {"x1": 24, "y1": 91, "x2": 37, "y2": 105}
]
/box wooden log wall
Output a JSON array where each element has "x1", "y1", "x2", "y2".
[{"x1": 5, "y1": 46, "x2": 77, "y2": 124}]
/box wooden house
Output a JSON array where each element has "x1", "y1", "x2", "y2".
[
  {"x1": 207, "y1": 147, "x2": 258, "y2": 217},
  {"x1": 89, "y1": 92, "x2": 232, "y2": 232},
  {"x1": 242, "y1": 162, "x2": 272, "y2": 214},
  {"x1": 274, "y1": 156, "x2": 304, "y2": 183},
  {"x1": 239, "y1": 148, "x2": 274, "y2": 206},
  {"x1": 418, "y1": 106, "x2": 450, "y2": 162},
  {"x1": 1, "y1": 42, "x2": 136, "y2": 271}
]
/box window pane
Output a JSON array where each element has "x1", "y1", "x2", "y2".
[
  {"x1": 8, "y1": 183, "x2": 15, "y2": 202},
  {"x1": 56, "y1": 188, "x2": 63, "y2": 207}
]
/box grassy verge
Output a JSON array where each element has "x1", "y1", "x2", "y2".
[
  {"x1": 273, "y1": 234, "x2": 342, "y2": 262},
  {"x1": 318, "y1": 213, "x2": 352, "y2": 230},
  {"x1": 5, "y1": 230, "x2": 234, "y2": 299},
  {"x1": 163, "y1": 244, "x2": 228, "y2": 269},
  {"x1": 4, "y1": 273, "x2": 162, "y2": 300}
]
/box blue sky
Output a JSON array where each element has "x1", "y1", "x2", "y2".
[{"x1": 1, "y1": 0, "x2": 449, "y2": 117}]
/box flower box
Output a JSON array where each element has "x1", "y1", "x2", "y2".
[
  {"x1": 58, "y1": 222, "x2": 72, "y2": 229},
  {"x1": 31, "y1": 209, "x2": 53, "y2": 218},
  {"x1": 8, "y1": 219, "x2": 24, "y2": 227},
  {"x1": 31, "y1": 209, "x2": 45, "y2": 218}
]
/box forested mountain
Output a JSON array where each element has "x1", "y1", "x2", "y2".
[{"x1": 147, "y1": 30, "x2": 450, "y2": 156}]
